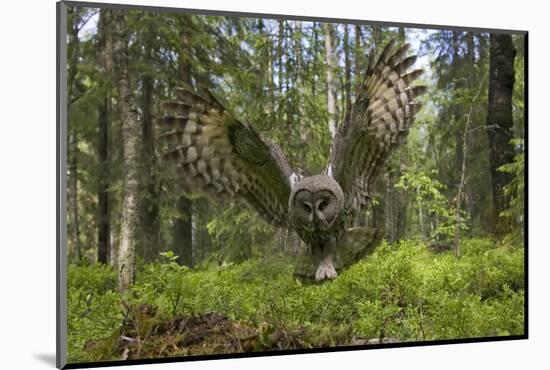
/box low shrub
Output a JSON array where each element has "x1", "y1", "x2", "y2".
[{"x1": 67, "y1": 238, "x2": 525, "y2": 362}]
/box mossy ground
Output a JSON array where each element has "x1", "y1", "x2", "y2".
[{"x1": 67, "y1": 238, "x2": 524, "y2": 363}]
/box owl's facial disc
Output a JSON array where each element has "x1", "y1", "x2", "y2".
[
  {"x1": 314, "y1": 190, "x2": 338, "y2": 229},
  {"x1": 293, "y1": 189, "x2": 339, "y2": 230}
]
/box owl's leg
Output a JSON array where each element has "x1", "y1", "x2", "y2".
[{"x1": 314, "y1": 237, "x2": 338, "y2": 282}]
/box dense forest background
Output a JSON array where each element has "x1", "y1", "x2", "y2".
[{"x1": 65, "y1": 6, "x2": 525, "y2": 363}]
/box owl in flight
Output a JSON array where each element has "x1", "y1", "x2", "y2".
[{"x1": 158, "y1": 39, "x2": 426, "y2": 281}]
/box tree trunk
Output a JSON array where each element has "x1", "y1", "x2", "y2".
[
  {"x1": 354, "y1": 25, "x2": 363, "y2": 93},
  {"x1": 384, "y1": 174, "x2": 394, "y2": 242},
  {"x1": 294, "y1": 21, "x2": 302, "y2": 73},
  {"x1": 67, "y1": 7, "x2": 81, "y2": 261},
  {"x1": 170, "y1": 14, "x2": 195, "y2": 267},
  {"x1": 112, "y1": 11, "x2": 140, "y2": 290},
  {"x1": 452, "y1": 31, "x2": 464, "y2": 192},
  {"x1": 312, "y1": 23, "x2": 319, "y2": 97},
  {"x1": 67, "y1": 131, "x2": 81, "y2": 261},
  {"x1": 277, "y1": 20, "x2": 284, "y2": 94},
  {"x1": 486, "y1": 34, "x2": 516, "y2": 234},
  {"x1": 324, "y1": 23, "x2": 337, "y2": 139},
  {"x1": 477, "y1": 33, "x2": 489, "y2": 64},
  {"x1": 466, "y1": 32, "x2": 475, "y2": 67},
  {"x1": 395, "y1": 193, "x2": 407, "y2": 239},
  {"x1": 395, "y1": 150, "x2": 408, "y2": 240},
  {"x1": 258, "y1": 18, "x2": 275, "y2": 127},
  {"x1": 454, "y1": 77, "x2": 485, "y2": 254},
  {"x1": 97, "y1": 9, "x2": 112, "y2": 264},
  {"x1": 452, "y1": 31, "x2": 459, "y2": 60},
  {"x1": 139, "y1": 70, "x2": 161, "y2": 262},
  {"x1": 139, "y1": 23, "x2": 161, "y2": 263},
  {"x1": 371, "y1": 25, "x2": 382, "y2": 52},
  {"x1": 294, "y1": 21, "x2": 308, "y2": 146},
  {"x1": 172, "y1": 197, "x2": 194, "y2": 267},
  {"x1": 398, "y1": 27, "x2": 406, "y2": 42},
  {"x1": 454, "y1": 110, "x2": 470, "y2": 255},
  {"x1": 343, "y1": 25, "x2": 352, "y2": 109},
  {"x1": 110, "y1": 224, "x2": 119, "y2": 268},
  {"x1": 267, "y1": 24, "x2": 275, "y2": 127},
  {"x1": 284, "y1": 21, "x2": 293, "y2": 128},
  {"x1": 97, "y1": 96, "x2": 110, "y2": 264},
  {"x1": 417, "y1": 192, "x2": 425, "y2": 237},
  {"x1": 371, "y1": 196, "x2": 384, "y2": 229}
]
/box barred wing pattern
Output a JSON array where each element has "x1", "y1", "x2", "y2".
[
  {"x1": 329, "y1": 40, "x2": 427, "y2": 219},
  {"x1": 158, "y1": 87, "x2": 294, "y2": 226}
]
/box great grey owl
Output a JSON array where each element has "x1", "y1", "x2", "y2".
[{"x1": 158, "y1": 39, "x2": 426, "y2": 281}]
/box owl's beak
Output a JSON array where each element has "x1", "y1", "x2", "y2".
[
  {"x1": 315, "y1": 210, "x2": 326, "y2": 224},
  {"x1": 313, "y1": 211, "x2": 331, "y2": 230}
]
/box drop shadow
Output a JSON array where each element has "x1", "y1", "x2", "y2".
[{"x1": 34, "y1": 353, "x2": 57, "y2": 367}]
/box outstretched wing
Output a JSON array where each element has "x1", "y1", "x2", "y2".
[
  {"x1": 158, "y1": 87, "x2": 294, "y2": 226},
  {"x1": 328, "y1": 40, "x2": 426, "y2": 219}
]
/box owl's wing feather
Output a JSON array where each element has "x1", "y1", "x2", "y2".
[
  {"x1": 329, "y1": 40, "x2": 426, "y2": 219},
  {"x1": 158, "y1": 87, "x2": 293, "y2": 226}
]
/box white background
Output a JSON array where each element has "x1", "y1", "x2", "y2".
[{"x1": 0, "y1": 0, "x2": 547, "y2": 369}]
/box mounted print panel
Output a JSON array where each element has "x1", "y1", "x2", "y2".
[{"x1": 57, "y1": 1, "x2": 527, "y2": 368}]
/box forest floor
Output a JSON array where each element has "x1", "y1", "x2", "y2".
[
  {"x1": 67, "y1": 238, "x2": 525, "y2": 363},
  {"x1": 83, "y1": 307, "x2": 379, "y2": 361}
]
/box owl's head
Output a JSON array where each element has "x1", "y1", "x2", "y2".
[{"x1": 289, "y1": 175, "x2": 345, "y2": 231}]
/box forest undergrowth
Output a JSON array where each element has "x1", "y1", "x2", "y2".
[{"x1": 67, "y1": 237, "x2": 524, "y2": 363}]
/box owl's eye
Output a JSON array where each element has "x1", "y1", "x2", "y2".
[
  {"x1": 304, "y1": 203, "x2": 312, "y2": 213},
  {"x1": 318, "y1": 200, "x2": 327, "y2": 211}
]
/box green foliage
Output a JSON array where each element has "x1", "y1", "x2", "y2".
[
  {"x1": 68, "y1": 263, "x2": 117, "y2": 294},
  {"x1": 133, "y1": 251, "x2": 190, "y2": 315},
  {"x1": 68, "y1": 238, "x2": 524, "y2": 362},
  {"x1": 396, "y1": 170, "x2": 468, "y2": 240},
  {"x1": 67, "y1": 264, "x2": 121, "y2": 361},
  {"x1": 498, "y1": 139, "x2": 525, "y2": 243},
  {"x1": 205, "y1": 200, "x2": 276, "y2": 263}
]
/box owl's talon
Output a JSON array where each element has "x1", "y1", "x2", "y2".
[{"x1": 315, "y1": 262, "x2": 338, "y2": 282}]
